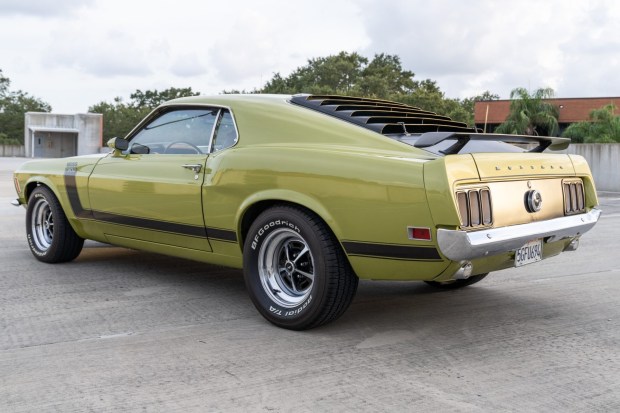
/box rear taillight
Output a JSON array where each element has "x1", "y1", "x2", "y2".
[
  {"x1": 456, "y1": 188, "x2": 493, "y2": 229},
  {"x1": 563, "y1": 180, "x2": 585, "y2": 215}
]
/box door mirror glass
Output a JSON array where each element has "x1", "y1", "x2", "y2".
[{"x1": 107, "y1": 137, "x2": 129, "y2": 151}]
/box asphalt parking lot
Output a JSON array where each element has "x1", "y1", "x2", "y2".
[{"x1": 1, "y1": 156, "x2": 619, "y2": 412}]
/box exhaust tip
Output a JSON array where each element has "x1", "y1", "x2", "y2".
[
  {"x1": 454, "y1": 261, "x2": 473, "y2": 279},
  {"x1": 564, "y1": 237, "x2": 580, "y2": 252}
]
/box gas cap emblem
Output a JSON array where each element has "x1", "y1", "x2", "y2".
[{"x1": 525, "y1": 190, "x2": 543, "y2": 213}]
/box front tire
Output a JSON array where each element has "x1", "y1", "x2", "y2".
[
  {"x1": 243, "y1": 205, "x2": 358, "y2": 330},
  {"x1": 26, "y1": 186, "x2": 84, "y2": 263}
]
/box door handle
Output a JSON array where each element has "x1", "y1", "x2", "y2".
[
  {"x1": 182, "y1": 164, "x2": 202, "y2": 173},
  {"x1": 182, "y1": 164, "x2": 203, "y2": 180}
]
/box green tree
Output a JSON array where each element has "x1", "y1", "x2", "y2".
[
  {"x1": 0, "y1": 69, "x2": 9, "y2": 96},
  {"x1": 129, "y1": 87, "x2": 200, "y2": 108},
  {"x1": 395, "y1": 79, "x2": 445, "y2": 113},
  {"x1": 356, "y1": 53, "x2": 415, "y2": 98},
  {"x1": 0, "y1": 69, "x2": 52, "y2": 144},
  {"x1": 89, "y1": 87, "x2": 200, "y2": 142},
  {"x1": 0, "y1": 132, "x2": 20, "y2": 145},
  {"x1": 261, "y1": 52, "x2": 416, "y2": 98},
  {"x1": 258, "y1": 52, "x2": 497, "y2": 127},
  {"x1": 262, "y1": 51, "x2": 367, "y2": 95},
  {"x1": 89, "y1": 97, "x2": 148, "y2": 142},
  {"x1": 393, "y1": 82, "x2": 497, "y2": 126},
  {"x1": 495, "y1": 87, "x2": 559, "y2": 136},
  {"x1": 562, "y1": 104, "x2": 620, "y2": 143}
]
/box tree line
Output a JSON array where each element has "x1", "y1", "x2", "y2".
[
  {"x1": 0, "y1": 69, "x2": 51, "y2": 145},
  {"x1": 226, "y1": 52, "x2": 499, "y2": 129},
  {"x1": 494, "y1": 86, "x2": 620, "y2": 143},
  {"x1": 1, "y1": 52, "x2": 619, "y2": 145}
]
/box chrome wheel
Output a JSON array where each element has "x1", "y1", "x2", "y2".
[
  {"x1": 258, "y1": 228, "x2": 315, "y2": 308},
  {"x1": 244, "y1": 206, "x2": 358, "y2": 329},
  {"x1": 25, "y1": 187, "x2": 84, "y2": 263},
  {"x1": 30, "y1": 197, "x2": 54, "y2": 251}
]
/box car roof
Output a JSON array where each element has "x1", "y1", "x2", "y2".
[{"x1": 163, "y1": 94, "x2": 292, "y2": 107}]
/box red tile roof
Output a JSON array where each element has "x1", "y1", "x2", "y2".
[{"x1": 474, "y1": 97, "x2": 620, "y2": 124}]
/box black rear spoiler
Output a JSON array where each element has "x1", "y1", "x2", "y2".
[{"x1": 414, "y1": 132, "x2": 570, "y2": 155}]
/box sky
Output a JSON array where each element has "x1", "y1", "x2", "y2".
[{"x1": 1, "y1": 0, "x2": 619, "y2": 113}]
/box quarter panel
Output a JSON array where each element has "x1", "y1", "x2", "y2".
[{"x1": 203, "y1": 145, "x2": 451, "y2": 279}]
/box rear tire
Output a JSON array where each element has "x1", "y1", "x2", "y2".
[
  {"x1": 243, "y1": 205, "x2": 358, "y2": 330},
  {"x1": 26, "y1": 186, "x2": 84, "y2": 263},
  {"x1": 424, "y1": 273, "x2": 488, "y2": 290}
]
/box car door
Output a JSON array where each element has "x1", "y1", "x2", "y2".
[{"x1": 88, "y1": 107, "x2": 220, "y2": 252}]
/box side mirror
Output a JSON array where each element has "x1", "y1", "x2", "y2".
[{"x1": 107, "y1": 137, "x2": 129, "y2": 156}]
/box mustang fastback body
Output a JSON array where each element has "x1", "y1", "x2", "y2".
[{"x1": 13, "y1": 94, "x2": 600, "y2": 329}]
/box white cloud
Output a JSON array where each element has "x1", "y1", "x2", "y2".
[
  {"x1": 170, "y1": 54, "x2": 208, "y2": 78},
  {"x1": 0, "y1": 0, "x2": 619, "y2": 112},
  {"x1": 43, "y1": 29, "x2": 153, "y2": 77},
  {"x1": 360, "y1": 0, "x2": 620, "y2": 99},
  {"x1": 206, "y1": 1, "x2": 369, "y2": 88},
  {"x1": 207, "y1": 8, "x2": 282, "y2": 83},
  {"x1": 0, "y1": 0, "x2": 95, "y2": 16}
]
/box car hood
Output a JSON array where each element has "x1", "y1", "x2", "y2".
[{"x1": 14, "y1": 153, "x2": 108, "y2": 174}]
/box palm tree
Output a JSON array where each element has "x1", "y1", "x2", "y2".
[
  {"x1": 495, "y1": 87, "x2": 560, "y2": 136},
  {"x1": 562, "y1": 104, "x2": 620, "y2": 143}
]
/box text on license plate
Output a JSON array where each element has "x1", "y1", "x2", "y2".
[{"x1": 515, "y1": 239, "x2": 543, "y2": 267}]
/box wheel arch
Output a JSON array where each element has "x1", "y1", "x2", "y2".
[
  {"x1": 236, "y1": 190, "x2": 344, "y2": 252},
  {"x1": 22, "y1": 177, "x2": 88, "y2": 239},
  {"x1": 23, "y1": 177, "x2": 57, "y2": 203}
]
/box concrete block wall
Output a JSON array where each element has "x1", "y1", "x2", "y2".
[
  {"x1": 0, "y1": 145, "x2": 25, "y2": 157},
  {"x1": 567, "y1": 143, "x2": 620, "y2": 192}
]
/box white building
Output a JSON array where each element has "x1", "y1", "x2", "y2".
[{"x1": 24, "y1": 112, "x2": 103, "y2": 158}]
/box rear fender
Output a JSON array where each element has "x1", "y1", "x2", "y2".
[
  {"x1": 236, "y1": 189, "x2": 341, "y2": 247},
  {"x1": 424, "y1": 155, "x2": 479, "y2": 229}
]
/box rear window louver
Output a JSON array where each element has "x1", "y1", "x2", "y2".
[{"x1": 290, "y1": 94, "x2": 476, "y2": 135}]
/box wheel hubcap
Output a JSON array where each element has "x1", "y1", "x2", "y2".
[
  {"x1": 258, "y1": 228, "x2": 315, "y2": 308},
  {"x1": 31, "y1": 198, "x2": 54, "y2": 251}
]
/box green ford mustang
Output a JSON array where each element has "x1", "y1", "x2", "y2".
[{"x1": 12, "y1": 94, "x2": 601, "y2": 329}]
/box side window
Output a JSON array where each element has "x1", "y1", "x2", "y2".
[
  {"x1": 211, "y1": 110, "x2": 238, "y2": 152},
  {"x1": 128, "y1": 108, "x2": 219, "y2": 154}
]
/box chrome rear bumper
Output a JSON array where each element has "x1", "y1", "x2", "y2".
[{"x1": 437, "y1": 208, "x2": 601, "y2": 261}]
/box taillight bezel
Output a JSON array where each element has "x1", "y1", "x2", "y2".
[
  {"x1": 562, "y1": 179, "x2": 586, "y2": 216},
  {"x1": 455, "y1": 187, "x2": 493, "y2": 230}
]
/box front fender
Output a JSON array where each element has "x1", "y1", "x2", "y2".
[{"x1": 22, "y1": 175, "x2": 58, "y2": 202}]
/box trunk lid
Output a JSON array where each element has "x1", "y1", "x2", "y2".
[{"x1": 470, "y1": 152, "x2": 576, "y2": 180}]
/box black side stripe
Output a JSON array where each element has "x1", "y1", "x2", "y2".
[
  {"x1": 65, "y1": 171, "x2": 93, "y2": 219},
  {"x1": 92, "y1": 210, "x2": 208, "y2": 238},
  {"x1": 342, "y1": 241, "x2": 442, "y2": 261},
  {"x1": 207, "y1": 227, "x2": 238, "y2": 243},
  {"x1": 63, "y1": 170, "x2": 234, "y2": 242}
]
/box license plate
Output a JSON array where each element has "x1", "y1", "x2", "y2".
[{"x1": 515, "y1": 239, "x2": 543, "y2": 267}]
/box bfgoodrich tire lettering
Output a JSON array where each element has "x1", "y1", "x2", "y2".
[
  {"x1": 243, "y1": 205, "x2": 358, "y2": 330},
  {"x1": 26, "y1": 186, "x2": 84, "y2": 263}
]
